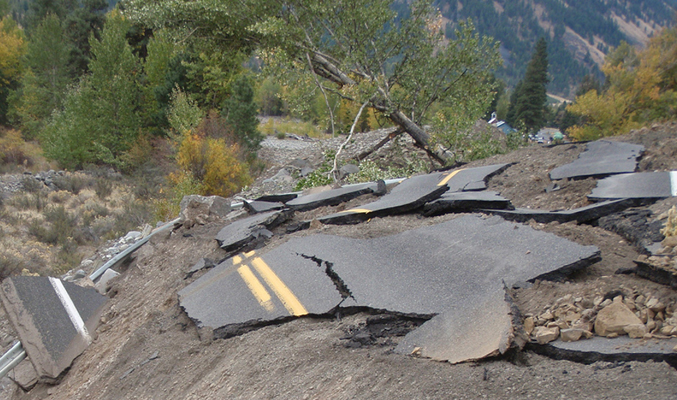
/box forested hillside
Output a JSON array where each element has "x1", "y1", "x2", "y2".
[{"x1": 433, "y1": 0, "x2": 677, "y2": 97}]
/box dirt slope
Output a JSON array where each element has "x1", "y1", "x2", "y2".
[{"x1": 8, "y1": 122, "x2": 677, "y2": 399}]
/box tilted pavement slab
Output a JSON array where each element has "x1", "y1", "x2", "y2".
[
  {"x1": 243, "y1": 200, "x2": 286, "y2": 214},
  {"x1": 487, "y1": 199, "x2": 640, "y2": 224},
  {"x1": 533, "y1": 336, "x2": 677, "y2": 366},
  {"x1": 181, "y1": 215, "x2": 599, "y2": 363},
  {"x1": 0, "y1": 276, "x2": 107, "y2": 381},
  {"x1": 215, "y1": 209, "x2": 293, "y2": 252},
  {"x1": 318, "y1": 164, "x2": 509, "y2": 225},
  {"x1": 423, "y1": 191, "x2": 513, "y2": 216},
  {"x1": 286, "y1": 181, "x2": 386, "y2": 212},
  {"x1": 549, "y1": 140, "x2": 644, "y2": 180},
  {"x1": 588, "y1": 171, "x2": 677, "y2": 200}
]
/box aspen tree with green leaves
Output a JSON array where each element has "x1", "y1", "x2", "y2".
[{"x1": 125, "y1": 0, "x2": 501, "y2": 164}]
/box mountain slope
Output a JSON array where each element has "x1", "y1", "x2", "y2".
[{"x1": 435, "y1": 0, "x2": 677, "y2": 97}]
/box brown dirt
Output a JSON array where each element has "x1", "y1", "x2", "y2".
[{"x1": 7, "y1": 122, "x2": 677, "y2": 399}]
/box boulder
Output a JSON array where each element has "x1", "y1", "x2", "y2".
[
  {"x1": 594, "y1": 300, "x2": 643, "y2": 337},
  {"x1": 179, "y1": 195, "x2": 231, "y2": 225},
  {"x1": 560, "y1": 328, "x2": 585, "y2": 342},
  {"x1": 95, "y1": 269, "x2": 120, "y2": 295},
  {"x1": 623, "y1": 324, "x2": 647, "y2": 338},
  {"x1": 534, "y1": 326, "x2": 559, "y2": 344}
]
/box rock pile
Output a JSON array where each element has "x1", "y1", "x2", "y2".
[{"x1": 526, "y1": 291, "x2": 677, "y2": 344}]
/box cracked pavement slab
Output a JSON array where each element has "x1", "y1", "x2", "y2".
[
  {"x1": 533, "y1": 336, "x2": 677, "y2": 366},
  {"x1": 589, "y1": 171, "x2": 677, "y2": 200},
  {"x1": 181, "y1": 215, "x2": 600, "y2": 363},
  {"x1": 243, "y1": 200, "x2": 286, "y2": 214},
  {"x1": 549, "y1": 140, "x2": 644, "y2": 180},
  {"x1": 423, "y1": 191, "x2": 513, "y2": 216},
  {"x1": 286, "y1": 181, "x2": 386, "y2": 211},
  {"x1": 215, "y1": 209, "x2": 293, "y2": 252},
  {"x1": 487, "y1": 199, "x2": 640, "y2": 224},
  {"x1": 318, "y1": 164, "x2": 510, "y2": 225},
  {"x1": 0, "y1": 276, "x2": 107, "y2": 381}
]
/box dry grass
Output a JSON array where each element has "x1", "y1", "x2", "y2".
[{"x1": 0, "y1": 170, "x2": 160, "y2": 277}]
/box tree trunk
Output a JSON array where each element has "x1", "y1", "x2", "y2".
[{"x1": 309, "y1": 53, "x2": 448, "y2": 165}]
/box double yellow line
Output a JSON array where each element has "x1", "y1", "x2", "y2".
[{"x1": 235, "y1": 251, "x2": 308, "y2": 316}]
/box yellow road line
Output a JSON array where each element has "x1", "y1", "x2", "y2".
[
  {"x1": 251, "y1": 257, "x2": 308, "y2": 316},
  {"x1": 237, "y1": 265, "x2": 274, "y2": 312},
  {"x1": 437, "y1": 168, "x2": 465, "y2": 186},
  {"x1": 340, "y1": 208, "x2": 372, "y2": 214}
]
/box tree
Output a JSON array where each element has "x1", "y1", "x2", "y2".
[
  {"x1": 42, "y1": 10, "x2": 142, "y2": 168},
  {"x1": 506, "y1": 37, "x2": 549, "y2": 133},
  {"x1": 63, "y1": 0, "x2": 107, "y2": 76},
  {"x1": 0, "y1": 16, "x2": 24, "y2": 125},
  {"x1": 222, "y1": 74, "x2": 262, "y2": 154},
  {"x1": 567, "y1": 27, "x2": 677, "y2": 141},
  {"x1": 12, "y1": 13, "x2": 71, "y2": 138},
  {"x1": 125, "y1": 0, "x2": 501, "y2": 164}
]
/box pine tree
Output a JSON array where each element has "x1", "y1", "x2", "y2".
[
  {"x1": 506, "y1": 37, "x2": 549, "y2": 132},
  {"x1": 222, "y1": 74, "x2": 262, "y2": 154},
  {"x1": 42, "y1": 10, "x2": 142, "y2": 168},
  {"x1": 13, "y1": 13, "x2": 71, "y2": 138}
]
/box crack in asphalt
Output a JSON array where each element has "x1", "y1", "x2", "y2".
[{"x1": 298, "y1": 253, "x2": 354, "y2": 300}]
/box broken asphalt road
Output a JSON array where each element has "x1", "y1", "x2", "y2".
[
  {"x1": 0, "y1": 277, "x2": 106, "y2": 382},
  {"x1": 215, "y1": 209, "x2": 293, "y2": 253},
  {"x1": 318, "y1": 164, "x2": 509, "y2": 225},
  {"x1": 549, "y1": 140, "x2": 644, "y2": 180},
  {"x1": 286, "y1": 181, "x2": 386, "y2": 211},
  {"x1": 180, "y1": 215, "x2": 600, "y2": 363},
  {"x1": 589, "y1": 171, "x2": 677, "y2": 200}
]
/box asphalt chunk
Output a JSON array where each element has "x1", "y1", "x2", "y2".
[
  {"x1": 549, "y1": 140, "x2": 644, "y2": 180},
  {"x1": 589, "y1": 171, "x2": 677, "y2": 200}
]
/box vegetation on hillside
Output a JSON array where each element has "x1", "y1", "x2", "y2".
[
  {"x1": 435, "y1": 0, "x2": 676, "y2": 97},
  {"x1": 567, "y1": 25, "x2": 677, "y2": 140}
]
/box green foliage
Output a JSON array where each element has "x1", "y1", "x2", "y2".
[
  {"x1": 294, "y1": 150, "x2": 335, "y2": 190},
  {"x1": 125, "y1": 0, "x2": 501, "y2": 164},
  {"x1": 255, "y1": 76, "x2": 284, "y2": 116},
  {"x1": 346, "y1": 159, "x2": 428, "y2": 184},
  {"x1": 167, "y1": 86, "x2": 203, "y2": 140},
  {"x1": 0, "y1": 16, "x2": 25, "y2": 125},
  {"x1": 42, "y1": 10, "x2": 142, "y2": 169},
  {"x1": 11, "y1": 14, "x2": 71, "y2": 139},
  {"x1": 506, "y1": 38, "x2": 549, "y2": 133},
  {"x1": 222, "y1": 74, "x2": 262, "y2": 153},
  {"x1": 568, "y1": 26, "x2": 677, "y2": 140}
]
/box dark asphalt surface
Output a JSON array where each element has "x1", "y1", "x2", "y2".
[
  {"x1": 549, "y1": 140, "x2": 644, "y2": 180},
  {"x1": 317, "y1": 165, "x2": 510, "y2": 224},
  {"x1": 215, "y1": 209, "x2": 292, "y2": 251},
  {"x1": 424, "y1": 191, "x2": 512, "y2": 216},
  {"x1": 540, "y1": 336, "x2": 677, "y2": 365},
  {"x1": 181, "y1": 215, "x2": 600, "y2": 362},
  {"x1": 589, "y1": 171, "x2": 676, "y2": 200},
  {"x1": 488, "y1": 199, "x2": 640, "y2": 224},
  {"x1": 286, "y1": 181, "x2": 385, "y2": 211},
  {"x1": 0, "y1": 277, "x2": 106, "y2": 380}
]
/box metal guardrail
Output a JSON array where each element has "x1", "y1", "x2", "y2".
[
  {"x1": 0, "y1": 342, "x2": 26, "y2": 380},
  {"x1": 89, "y1": 218, "x2": 181, "y2": 282}
]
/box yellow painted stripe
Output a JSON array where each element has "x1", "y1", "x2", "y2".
[
  {"x1": 244, "y1": 250, "x2": 256, "y2": 258},
  {"x1": 438, "y1": 168, "x2": 465, "y2": 186},
  {"x1": 237, "y1": 265, "x2": 274, "y2": 312},
  {"x1": 340, "y1": 208, "x2": 372, "y2": 214},
  {"x1": 251, "y1": 257, "x2": 308, "y2": 316},
  {"x1": 232, "y1": 255, "x2": 243, "y2": 265}
]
